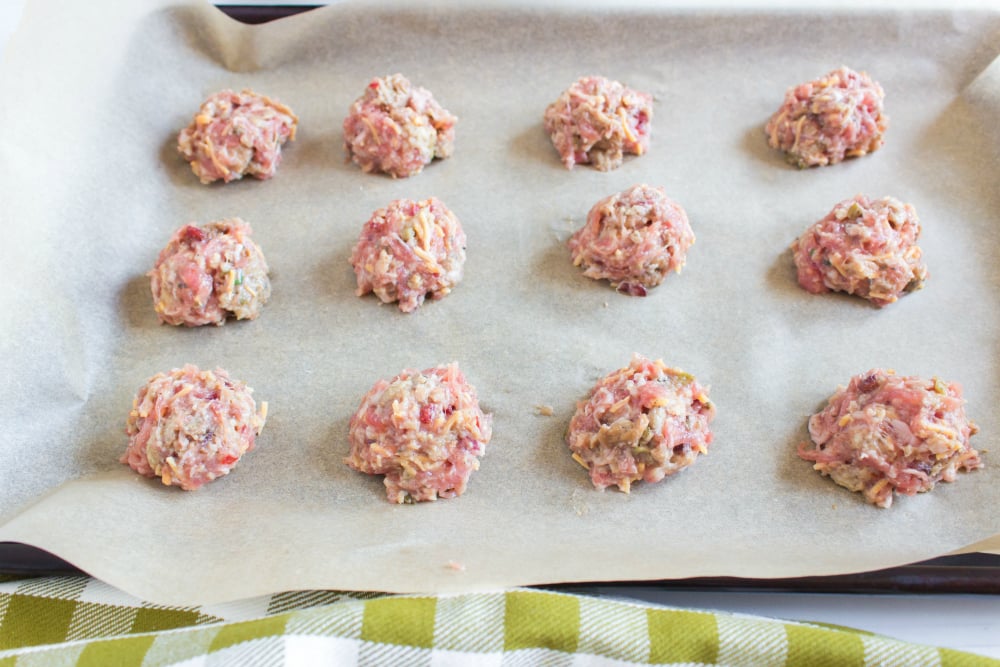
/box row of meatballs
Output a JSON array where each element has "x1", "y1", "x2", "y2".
[
  {"x1": 177, "y1": 65, "x2": 886, "y2": 185},
  {"x1": 121, "y1": 357, "x2": 981, "y2": 510},
  {"x1": 148, "y1": 185, "x2": 928, "y2": 328},
  {"x1": 162, "y1": 61, "x2": 915, "y2": 322}
]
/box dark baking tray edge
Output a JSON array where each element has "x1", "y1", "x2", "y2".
[
  {"x1": 2, "y1": 541, "x2": 998, "y2": 594},
  {"x1": 217, "y1": 4, "x2": 320, "y2": 24}
]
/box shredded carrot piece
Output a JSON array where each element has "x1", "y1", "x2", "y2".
[
  {"x1": 610, "y1": 396, "x2": 631, "y2": 413},
  {"x1": 618, "y1": 107, "x2": 637, "y2": 143},
  {"x1": 362, "y1": 117, "x2": 381, "y2": 145},
  {"x1": 443, "y1": 411, "x2": 461, "y2": 432},
  {"x1": 922, "y1": 422, "x2": 959, "y2": 440},
  {"x1": 202, "y1": 137, "x2": 230, "y2": 176},
  {"x1": 869, "y1": 478, "x2": 890, "y2": 497},
  {"x1": 412, "y1": 246, "x2": 442, "y2": 273}
]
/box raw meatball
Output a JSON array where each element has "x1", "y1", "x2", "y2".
[
  {"x1": 799, "y1": 369, "x2": 981, "y2": 508},
  {"x1": 345, "y1": 363, "x2": 493, "y2": 503},
  {"x1": 765, "y1": 66, "x2": 887, "y2": 168},
  {"x1": 150, "y1": 218, "x2": 271, "y2": 326},
  {"x1": 351, "y1": 198, "x2": 466, "y2": 312},
  {"x1": 177, "y1": 89, "x2": 298, "y2": 184},
  {"x1": 567, "y1": 354, "x2": 715, "y2": 493},
  {"x1": 543, "y1": 75, "x2": 652, "y2": 171},
  {"x1": 121, "y1": 365, "x2": 267, "y2": 491},
  {"x1": 568, "y1": 184, "x2": 694, "y2": 296},
  {"x1": 792, "y1": 195, "x2": 927, "y2": 307},
  {"x1": 343, "y1": 74, "x2": 457, "y2": 178}
]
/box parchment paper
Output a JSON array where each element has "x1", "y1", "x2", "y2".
[{"x1": 1, "y1": 0, "x2": 999, "y2": 606}]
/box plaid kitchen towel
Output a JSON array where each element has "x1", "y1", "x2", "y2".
[{"x1": 0, "y1": 576, "x2": 995, "y2": 666}]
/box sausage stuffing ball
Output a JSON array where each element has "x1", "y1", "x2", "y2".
[
  {"x1": 121, "y1": 365, "x2": 267, "y2": 491},
  {"x1": 792, "y1": 194, "x2": 927, "y2": 307},
  {"x1": 799, "y1": 369, "x2": 981, "y2": 508},
  {"x1": 567, "y1": 354, "x2": 715, "y2": 493},
  {"x1": 543, "y1": 75, "x2": 652, "y2": 171},
  {"x1": 150, "y1": 218, "x2": 271, "y2": 326},
  {"x1": 351, "y1": 198, "x2": 466, "y2": 312},
  {"x1": 345, "y1": 363, "x2": 493, "y2": 503},
  {"x1": 177, "y1": 89, "x2": 298, "y2": 184},
  {"x1": 568, "y1": 184, "x2": 694, "y2": 296},
  {"x1": 765, "y1": 66, "x2": 887, "y2": 168},
  {"x1": 343, "y1": 74, "x2": 457, "y2": 178}
]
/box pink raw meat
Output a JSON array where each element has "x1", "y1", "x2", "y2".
[
  {"x1": 566, "y1": 354, "x2": 715, "y2": 493},
  {"x1": 765, "y1": 66, "x2": 887, "y2": 168},
  {"x1": 177, "y1": 89, "x2": 298, "y2": 184},
  {"x1": 543, "y1": 75, "x2": 652, "y2": 171},
  {"x1": 351, "y1": 198, "x2": 466, "y2": 312},
  {"x1": 568, "y1": 184, "x2": 694, "y2": 296},
  {"x1": 343, "y1": 74, "x2": 456, "y2": 178},
  {"x1": 792, "y1": 194, "x2": 926, "y2": 307},
  {"x1": 799, "y1": 369, "x2": 981, "y2": 508},
  {"x1": 122, "y1": 364, "x2": 267, "y2": 491},
  {"x1": 345, "y1": 363, "x2": 493, "y2": 503},
  {"x1": 149, "y1": 218, "x2": 271, "y2": 326}
]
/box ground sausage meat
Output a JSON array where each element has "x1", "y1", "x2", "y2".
[
  {"x1": 343, "y1": 74, "x2": 457, "y2": 178},
  {"x1": 345, "y1": 363, "x2": 493, "y2": 503},
  {"x1": 567, "y1": 354, "x2": 715, "y2": 493},
  {"x1": 765, "y1": 66, "x2": 887, "y2": 168},
  {"x1": 121, "y1": 365, "x2": 267, "y2": 491},
  {"x1": 799, "y1": 369, "x2": 981, "y2": 508},
  {"x1": 351, "y1": 198, "x2": 466, "y2": 313},
  {"x1": 568, "y1": 184, "x2": 694, "y2": 296},
  {"x1": 177, "y1": 89, "x2": 298, "y2": 184},
  {"x1": 544, "y1": 76, "x2": 653, "y2": 171},
  {"x1": 792, "y1": 195, "x2": 927, "y2": 307},
  {"x1": 150, "y1": 218, "x2": 271, "y2": 326}
]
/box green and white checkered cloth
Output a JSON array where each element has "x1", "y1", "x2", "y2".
[{"x1": 0, "y1": 575, "x2": 995, "y2": 666}]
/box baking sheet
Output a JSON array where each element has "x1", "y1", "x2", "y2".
[{"x1": 1, "y1": 0, "x2": 999, "y2": 606}]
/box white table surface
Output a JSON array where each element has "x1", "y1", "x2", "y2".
[{"x1": 2, "y1": 0, "x2": 998, "y2": 659}]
